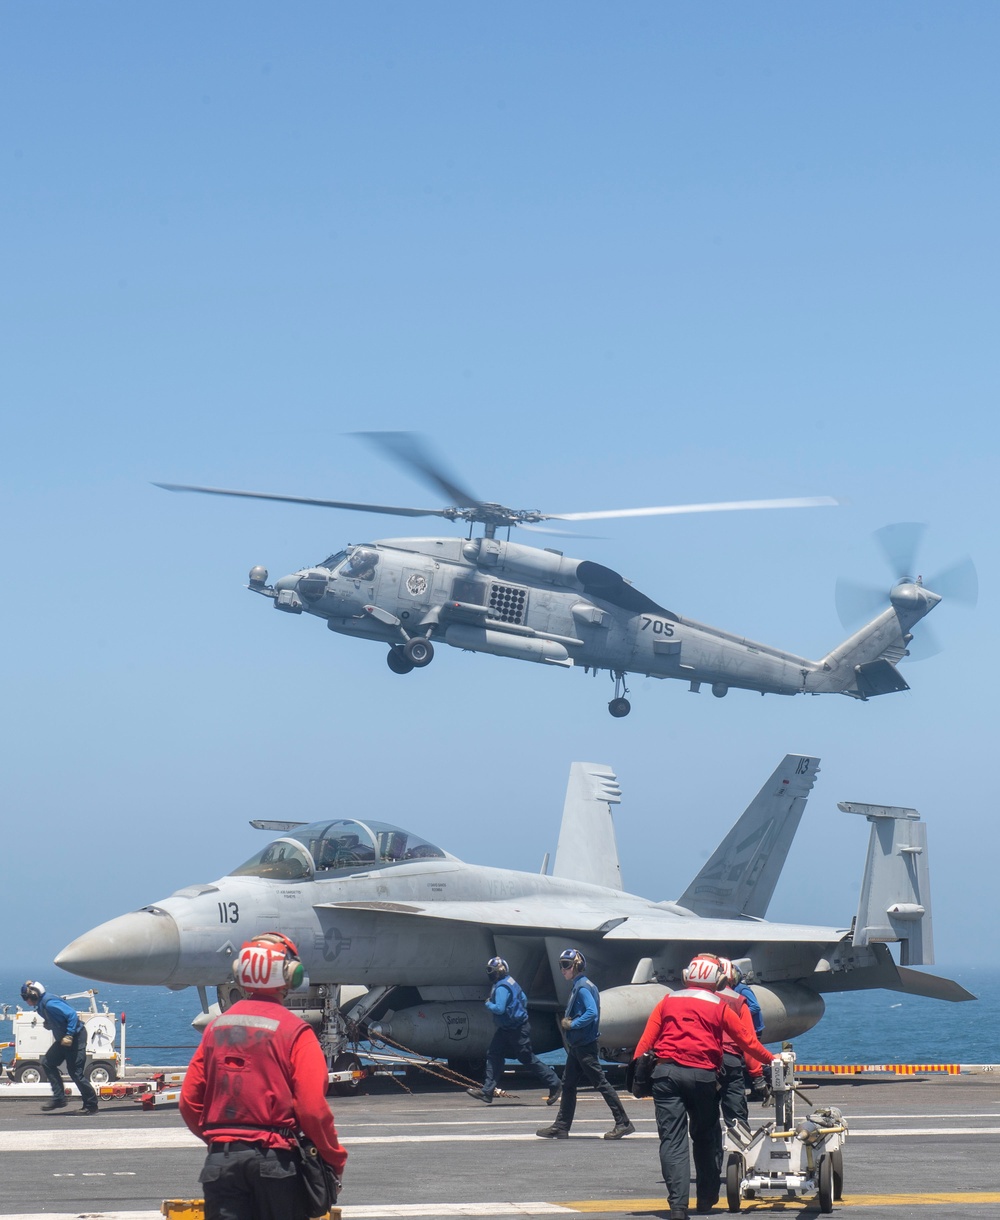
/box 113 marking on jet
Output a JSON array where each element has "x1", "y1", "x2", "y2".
[{"x1": 156, "y1": 433, "x2": 968, "y2": 716}]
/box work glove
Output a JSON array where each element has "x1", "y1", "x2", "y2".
[
  {"x1": 749, "y1": 1075, "x2": 771, "y2": 1105},
  {"x1": 60, "y1": 1035, "x2": 73, "y2": 1047},
  {"x1": 779, "y1": 1050, "x2": 795, "y2": 1065}
]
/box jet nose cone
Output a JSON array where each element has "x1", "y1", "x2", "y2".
[{"x1": 55, "y1": 908, "x2": 181, "y2": 985}]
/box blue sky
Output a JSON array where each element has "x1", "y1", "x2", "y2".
[{"x1": 3, "y1": 4, "x2": 996, "y2": 981}]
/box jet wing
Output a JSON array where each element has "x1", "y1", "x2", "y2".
[
  {"x1": 315, "y1": 898, "x2": 628, "y2": 935},
  {"x1": 317, "y1": 898, "x2": 846, "y2": 945}
]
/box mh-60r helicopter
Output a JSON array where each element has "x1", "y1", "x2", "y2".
[{"x1": 157, "y1": 433, "x2": 975, "y2": 717}]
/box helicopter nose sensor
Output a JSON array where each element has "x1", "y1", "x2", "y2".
[{"x1": 249, "y1": 566, "x2": 268, "y2": 588}]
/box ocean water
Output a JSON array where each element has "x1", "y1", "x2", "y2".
[{"x1": 3, "y1": 967, "x2": 996, "y2": 1071}]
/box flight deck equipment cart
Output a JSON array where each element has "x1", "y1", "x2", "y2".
[{"x1": 723, "y1": 1050, "x2": 848, "y2": 1214}]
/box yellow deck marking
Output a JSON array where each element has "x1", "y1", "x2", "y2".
[{"x1": 559, "y1": 1192, "x2": 1000, "y2": 1212}]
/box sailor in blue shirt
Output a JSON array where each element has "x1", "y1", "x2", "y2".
[
  {"x1": 536, "y1": 949, "x2": 633, "y2": 1140},
  {"x1": 20, "y1": 982, "x2": 99, "y2": 1114},
  {"x1": 467, "y1": 957, "x2": 562, "y2": 1105}
]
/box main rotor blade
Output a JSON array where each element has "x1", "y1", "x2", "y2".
[
  {"x1": 352, "y1": 431, "x2": 482, "y2": 509},
  {"x1": 835, "y1": 577, "x2": 888, "y2": 631},
  {"x1": 873, "y1": 522, "x2": 926, "y2": 580},
  {"x1": 153, "y1": 483, "x2": 456, "y2": 519},
  {"x1": 548, "y1": 495, "x2": 839, "y2": 522},
  {"x1": 925, "y1": 555, "x2": 978, "y2": 607}
]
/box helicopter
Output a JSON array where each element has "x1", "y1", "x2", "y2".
[{"x1": 156, "y1": 433, "x2": 975, "y2": 717}]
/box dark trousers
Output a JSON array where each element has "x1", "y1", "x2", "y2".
[
  {"x1": 42, "y1": 1030, "x2": 98, "y2": 1109},
  {"x1": 553, "y1": 1039, "x2": 629, "y2": 1131},
  {"x1": 482, "y1": 1022, "x2": 560, "y2": 1095},
  {"x1": 200, "y1": 1143, "x2": 307, "y2": 1220},
  {"x1": 719, "y1": 1052, "x2": 749, "y2": 1128},
  {"x1": 651, "y1": 1063, "x2": 722, "y2": 1209}
]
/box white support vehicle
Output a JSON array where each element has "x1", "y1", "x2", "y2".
[
  {"x1": 723, "y1": 1051, "x2": 848, "y2": 1214},
  {"x1": 1, "y1": 991, "x2": 120, "y2": 1086}
]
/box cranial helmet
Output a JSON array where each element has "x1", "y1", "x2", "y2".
[
  {"x1": 233, "y1": 933, "x2": 304, "y2": 993},
  {"x1": 717, "y1": 957, "x2": 737, "y2": 987},
  {"x1": 20, "y1": 981, "x2": 44, "y2": 1004},
  {"x1": 559, "y1": 948, "x2": 586, "y2": 973},
  {"x1": 486, "y1": 957, "x2": 509, "y2": 981},
  {"x1": 683, "y1": 953, "x2": 725, "y2": 990}
]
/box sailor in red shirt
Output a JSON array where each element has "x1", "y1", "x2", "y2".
[
  {"x1": 632, "y1": 953, "x2": 775, "y2": 1220},
  {"x1": 180, "y1": 933, "x2": 347, "y2": 1220},
  {"x1": 716, "y1": 957, "x2": 769, "y2": 1136}
]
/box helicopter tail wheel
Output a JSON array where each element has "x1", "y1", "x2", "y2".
[
  {"x1": 386, "y1": 646, "x2": 415, "y2": 675},
  {"x1": 608, "y1": 697, "x2": 631, "y2": 718},
  {"x1": 404, "y1": 637, "x2": 434, "y2": 667}
]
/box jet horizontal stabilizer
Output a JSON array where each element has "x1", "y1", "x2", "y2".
[{"x1": 893, "y1": 965, "x2": 975, "y2": 1003}]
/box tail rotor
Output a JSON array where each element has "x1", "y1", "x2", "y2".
[{"x1": 835, "y1": 523, "x2": 977, "y2": 660}]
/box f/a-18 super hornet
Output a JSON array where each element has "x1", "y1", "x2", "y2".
[
  {"x1": 157, "y1": 434, "x2": 976, "y2": 716},
  {"x1": 57, "y1": 756, "x2": 972, "y2": 1070}
]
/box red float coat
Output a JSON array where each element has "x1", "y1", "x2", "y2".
[
  {"x1": 634, "y1": 986, "x2": 774, "y2": 1072},
  {"x1": 179, "y1": 995, "x2": 347, "y2": 1178},
  {"x1": 719, "y1": 985, "x2": 765, "y2": 1079}
]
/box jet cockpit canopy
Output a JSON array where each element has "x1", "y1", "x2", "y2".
[{"x1": 230, "y1": 817, "x2": 450, "y2": 881}]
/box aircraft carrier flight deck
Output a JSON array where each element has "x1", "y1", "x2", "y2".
[{"x1": 2, "y1": 1070, "x2": 998, "y2": 1220}]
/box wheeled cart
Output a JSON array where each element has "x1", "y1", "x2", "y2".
[{"x1": 723, "y1": 1052, "x2": 848, "y2": 1214}]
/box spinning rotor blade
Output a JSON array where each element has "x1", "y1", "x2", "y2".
[
  {"x1": 873, "y1": 522, "x2": 927, "y2": 580},
  {"x1": 835, "y1": 577, "x2": 890, "y2": 631},
  {"x1": 925, "y1": 555, "x2": 978, "y2": 606},
  {"x1": 153, "y1": 483, "x2": 456, "y2": 519},
  {"x1": 549, "y1": 495, "x2": 839, "y2": 522},
  {"x1": 353, "y1": 431, "x2": 482, "y2": 509}
]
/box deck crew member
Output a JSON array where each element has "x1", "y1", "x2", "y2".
[
  {"x1": 467, "y1": 956, "x2": 562, "y2": 1105},
  {"x1": 632, "y1": 953, "x2": 777, "y2": 1220},
  {"x1": 20, "y1": 981, "x2": 99, "y2": 1115},
  {"x1": 716, "y1": 958, "x2": 769, "y2": 1132},
  {"x1": 180, "y1": 933, "x2": 347, "y2": 1220},
  {"x1": 536, "y1": 948, "x2": 634, "y2": 1140}
]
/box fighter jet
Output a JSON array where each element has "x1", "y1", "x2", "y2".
[{"x1": 57, "y1": 757, "x2": 972, "y2": 1064}]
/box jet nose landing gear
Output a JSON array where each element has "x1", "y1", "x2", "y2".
[{"x1": 608, "y1": 672, "x2": 631, "y2": 717}]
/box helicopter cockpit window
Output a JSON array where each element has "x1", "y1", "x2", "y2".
[
  {"x1": 229, "y1": 838, "x2": 313, "y2": 881},
  {"x1": 341, "y1": 547, "x2": 379, "y2": 580},
  {"x1": 318, "y1": 550, "x2": 348, "y2": 570}
]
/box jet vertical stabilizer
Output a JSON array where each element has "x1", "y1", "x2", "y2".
[
  {"x1": 677, "y1": 755, "x2": 820, "y2": 919},
  {"x1": 551, "y1": 763, "x2": 623, "y2": 891},
  {"x1": 841, "y1": 801, "x2": 934, "y2": 965}
]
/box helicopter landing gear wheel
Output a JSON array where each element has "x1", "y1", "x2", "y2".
[
  {"x1": 725, "y1": 1152, "x2": 744, "y2": 1213},
  {"x1": 404, "y1": 637, "x2": 434, "y2": 667},
  {"x1": 386, "y1": 646, "x2": 415, "y2": 674},
  {"x1": 608, "y1": 671, "x2": 631, "y2": 717}
]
